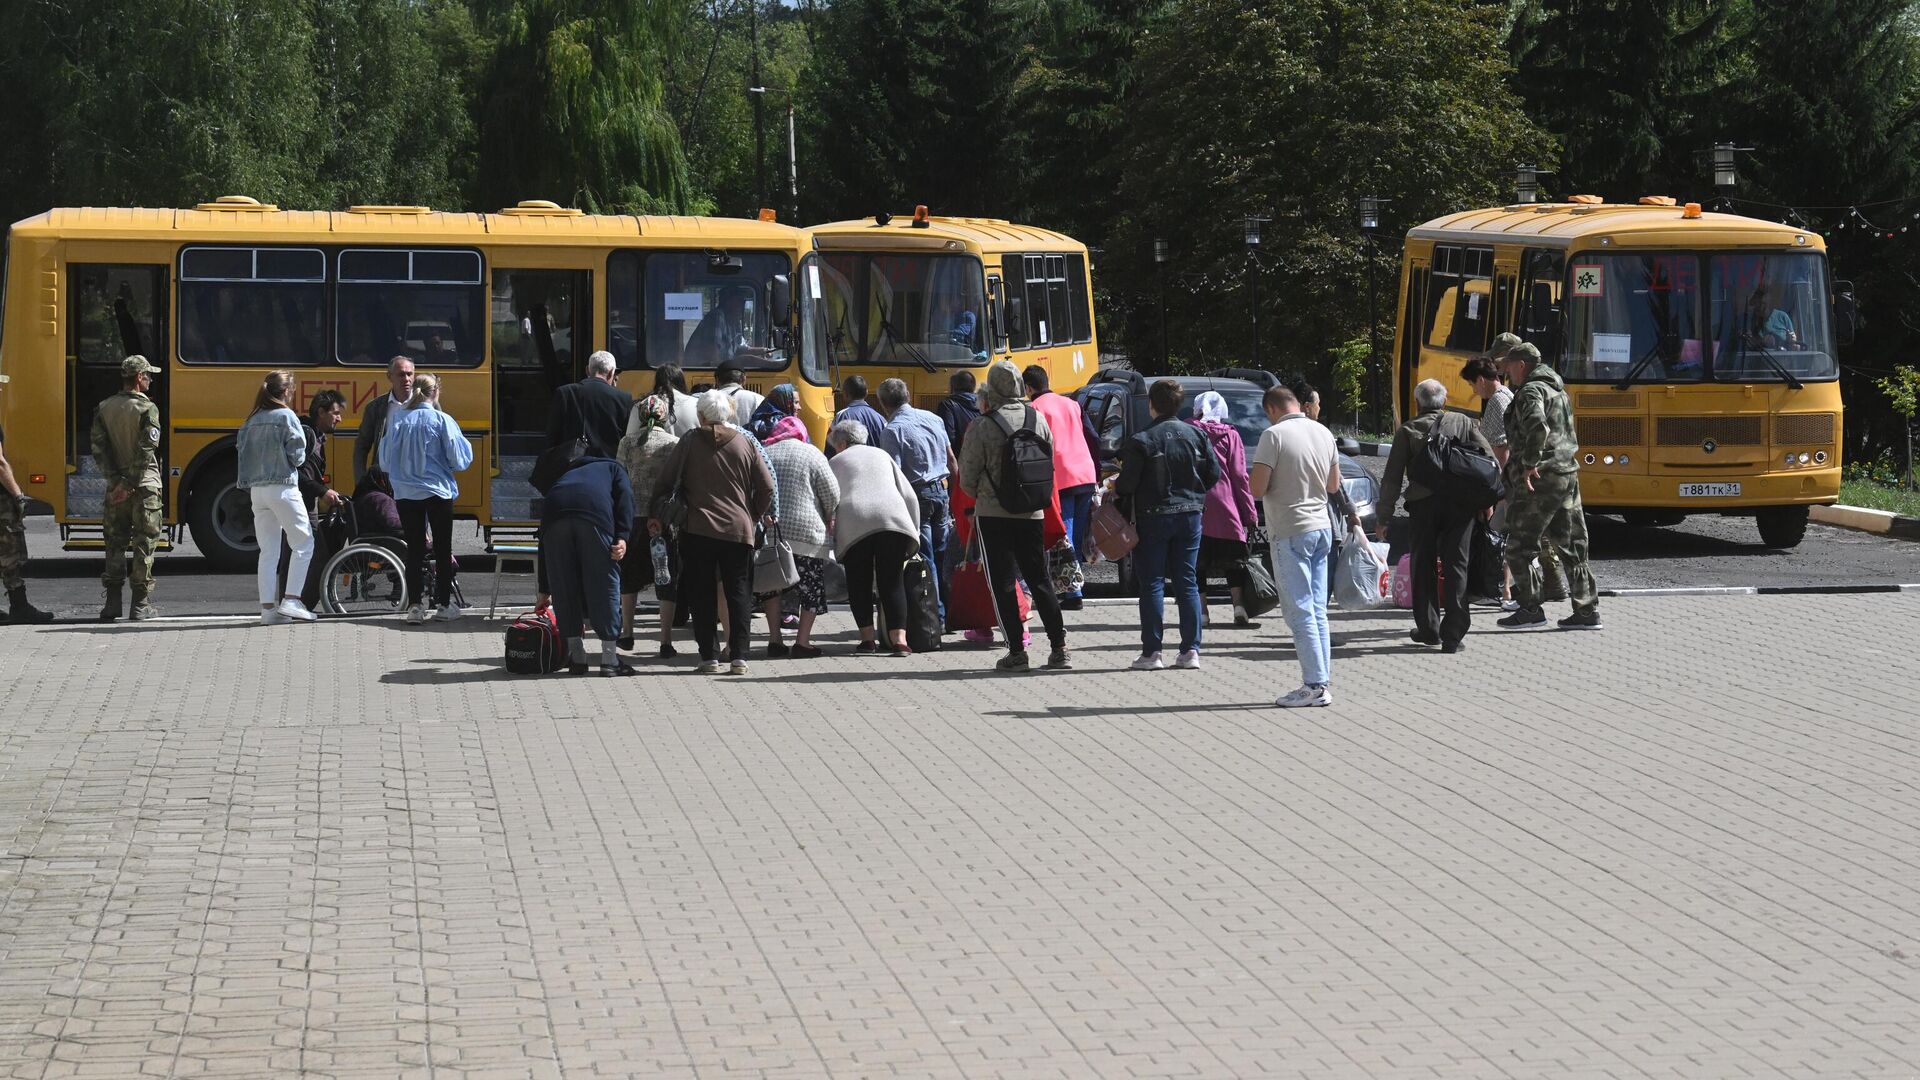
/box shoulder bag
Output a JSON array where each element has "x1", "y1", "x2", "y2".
[{"x1": 751, "y1": 521, "x2": 800, "y2": 593}]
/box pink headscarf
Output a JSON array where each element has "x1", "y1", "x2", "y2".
[{"x1": 764, "y1": 415, "x2": 810, "y2": 446}]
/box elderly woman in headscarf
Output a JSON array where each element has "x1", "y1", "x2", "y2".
[
  {"x1": 756, "y1": 415, "x2": 839, "y2": 658},
  {"x1": 616, "y1": 394, "x2": 684, "y2": 655},
  {"x1": 748, "y1": 382, "x2": 799, "y2": 442},
  {"x1": 1188, "y1": 390, "x2": 1260, "y2": 627}
]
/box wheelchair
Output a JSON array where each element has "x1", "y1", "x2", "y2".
[{"x1": 317, "y1": 501, "x2": 466, "y2": 616}]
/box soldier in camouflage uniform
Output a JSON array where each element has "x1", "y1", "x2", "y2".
[
  {"x1": 1486, "y1": 332, "x2": 1566, "y2": 602},
  {"x1": 0, "y1": 414, "x2": 55, "y2": 623},
  {"x1": 1494, "y1": 341, "x2": 1602, "y2": 631},
  {"x1": 92, "y1": 355, "x2": 164, "y2": 621}
]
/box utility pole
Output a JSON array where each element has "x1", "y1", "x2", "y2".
[{"x1": 749, "y1": 1, "x2": 767, "y2": 211}]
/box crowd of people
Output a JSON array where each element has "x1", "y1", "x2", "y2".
[{"x1": 15, "y1": 330, "x2": 1599, "y2": 708}]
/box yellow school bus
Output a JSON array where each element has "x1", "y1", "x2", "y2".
[
  {"x1": 0, "y1": 196, "x2": 807, "y2": 568},
  {"x1": 1392, "y1": 198, "x2": 1847, "y2": 548},
  {"x1": 796, "y1": 211, "x2": 1099, "y2": 436}
]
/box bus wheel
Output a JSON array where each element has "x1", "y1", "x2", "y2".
[
  {"x1": 186, "y1": 459, "x2": 259, "y2": 571},
  {"x1": 1755, "y1": 506, "x2": 1809, "y2": 549}
]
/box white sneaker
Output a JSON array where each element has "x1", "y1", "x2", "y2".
[
  {"x1": 727, "y1": 659, "x2": 749, "y2": 676},
  {"x1": 405, "y1": 603, "x2": 427, "y2": 624},
  {"x1": 432, "y1": 604, "x2": 463, "y2": 622},
  {"x1": 1500, "y1": 599, "x2": 1520, "y2": 612},
  {"x1": 261, "y1": 608, "x2": 291, "y2": 626},
  {"x1": 1274, "y1": 684, "x2": 1333, "y2": 708},
  {"x1": 696, "y1": 659, "x2": 723, "y2": 674},
  {"x1": 275, "y1": 598, "x2": 318, "y2": 623},
  {"x1": 1130, "y1": 652, "x2": 1165, "y2": 671},
  {"x1": 1173, "y1": 650, "x2": 1200, "y2": 670}
]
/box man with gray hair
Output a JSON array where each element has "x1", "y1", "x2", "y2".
[
  {"x1": 875, "y1": 377, "x2": 956, "y2": 626},
  {"x1": 1376, "y1": 378, "x2": 1497, "y2": 652},
  {"x1": 549, "y1": 349, "x2": 633, "y2": 458}
]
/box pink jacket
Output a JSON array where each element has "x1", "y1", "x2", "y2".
[
  {"x1": 1030, "y1": 391, "x2": 1097, "y2": 490},
  {"x1": 1192, "y1": 419, "x2": 1255, "y2": 541}
]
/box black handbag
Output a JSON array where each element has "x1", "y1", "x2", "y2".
[
  {"x1": 1230, "y1": 554, "x2": 1281, "y2": 618},
  {"x1": 652, "y1": 446, "x2": 692, "y2": 531},
  {"x1": 530, "y1": 436, "x2": 587, "y2": 494},
  {"x1": 901, "y1": 557, "x2": 943, "y2": 653}
]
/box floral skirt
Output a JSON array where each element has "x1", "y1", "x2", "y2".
[{"x1": 755, "y1": 554, "x2": 828, "y2": 613}]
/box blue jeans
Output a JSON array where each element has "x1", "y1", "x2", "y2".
[
  {"x1": 1272, "y1": 528, "x2": 1333, "y2": 687},
  {"x1": 916, "y1": 489, "x2": 951, "y2": 625},
  {"x1": 1060, "y1": 485, "x2": 1096, "y2": 577},
  {"x1": 1134, "y1": 511, "x2": 1203, "y2": 655}
]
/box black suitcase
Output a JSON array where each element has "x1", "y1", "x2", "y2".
[{"x1": 901, "y1": 557, "x2": 943, "y2": 653}]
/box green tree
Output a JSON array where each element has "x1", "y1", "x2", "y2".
[
  {"x1": 798, "y1": 0, "x2": 1011, "y2": 220},
  {"x1": 472, "y1": 0, "x2": 692, "y2": 213},
  {"x1": 1107, "y1": 0, "x2": 1553, "y2": 413},
  {"x1": 1507, "y1": 0, "x2": 1743, "y2": 200},
  {"x1": 666, "y1": 1, "x2": 812, "y2": 219}
]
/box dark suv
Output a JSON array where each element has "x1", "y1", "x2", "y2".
[{"x1": 1071, "y1": 367, "x2": 1378, "y2": 593}]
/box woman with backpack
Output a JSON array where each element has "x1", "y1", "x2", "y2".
[
  {"x1": 955, "y1": 361, "x2": 1070, "y2": 672},
  {"x1": 236, "y1": 370, "x2": 319, "y2": 625}
]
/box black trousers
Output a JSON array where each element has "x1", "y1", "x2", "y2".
[
  {"x1": 1409, "y1": 498, "x2": 1474, "y2": 644},
  {"x1": 397, "y1": 496, "x2": 454, "y2": 607},
  {"x1": 844, "y1": 530, "x2": 914, "y2": 632},
  {"x1": 976, "y1": 517, "x2": 1066, "y2": 652},
  {"x1": 681, "y1": 536, "x2": 753, "y2": 662}
]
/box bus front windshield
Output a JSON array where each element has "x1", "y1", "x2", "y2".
[
  {"x1": 807, "y1": 252, "x2": 987, "y2": 369},
  {"x1": 1562, "y1": 250, "x2": 1836, "y2": 383}
]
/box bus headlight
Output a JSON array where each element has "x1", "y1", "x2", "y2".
[
  {"x1": 1814, "y1": 451, "x2": 1828, "y2": 464},
  {"x1": 1618, "y1": 454, "x2": 1629, "y2": 466},
  {"x1": 1798, "y1": 452, "x2": 1811, "y2": 464},
  {"x1": 1602, "y1": 454, "x2": 1615, "y2": 465},
  {"x1": 1583, "y1": 454, "x2": 1596, "y2": 465},
  {"x1": 1784, "y1": 452, "x2": 1795, "y2": 466}
]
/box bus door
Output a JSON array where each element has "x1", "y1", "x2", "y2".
[
  {"x1": 1398, "y1": 259, "x2": 1429, "y2": 425},
  {"x1": 490, "y1": 267, "x2": 589, "y2": 521},
  {"x1": 66, "y1": 264, "x2": 166, "y2": 522}
]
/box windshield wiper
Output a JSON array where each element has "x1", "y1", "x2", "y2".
[
  {"x1": 873, "y1": 293, "x2": 937, "y2": 373},
  {"x1": 1612, "y1": 341, "x2": 1665, "y2": 390},
  {"x1": 1740, "y1": 333, "x2": 1804, "y2": 390}
]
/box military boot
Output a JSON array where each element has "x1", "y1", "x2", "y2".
[
  {"x1": 7, "y1": 586, "x2": 53, "y2": 624},
  {"x1": 99, "y1": 587, "x2": 124, "y2": 622},
  {"x1": 128, "y1": 588, "x2": 159, "y2": 622}
]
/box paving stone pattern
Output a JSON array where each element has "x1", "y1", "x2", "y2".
[{"x1": 1, "y1": 595, "x2": 1917, "y2": 1078}]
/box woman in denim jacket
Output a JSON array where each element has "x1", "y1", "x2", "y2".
[{"x1": 236, "y1": 370, "x2": 319, "y2": 625}]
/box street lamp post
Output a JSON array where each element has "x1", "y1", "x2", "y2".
[
  {"x1": 1515, "y1": 165, "x2": 1551, "y2": 205},
  {"x1": 1711, "y1": 142, "x2": 1753, "y2": 194},
  {"x1": 1153, "y1": 238, "x2": 1170, "y2": 374},
  {"x1": 749, "y1": 85, "x2": 799, "y2": 220},
  {"x1": 1357, "y1": 198, "x2": 1386, "y2": 430},
  {"x1": 1244, "y1": 216, "x2": 1268, "y2": 368}
]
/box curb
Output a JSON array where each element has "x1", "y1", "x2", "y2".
[
  {"x1": 1599, "y1": 584, "x2": 1920, "y2": 597},
  {"x1": 1810, "y1": 503, "x2": 1920, "y2": 541}
]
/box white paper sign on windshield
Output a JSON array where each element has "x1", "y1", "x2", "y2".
[
  {"x1": 663, "y1": 292, "x2": 706, "y2": 321},
  {"x1": 1592, "y1": 332, "x2": 1634, "y2": 369}
]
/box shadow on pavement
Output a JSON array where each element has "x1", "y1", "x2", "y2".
[{"x1": 1586, "y1": 517, "x2": 1782, "y2": 561}]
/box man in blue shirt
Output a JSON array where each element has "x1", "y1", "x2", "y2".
[
  {"x1": 831, "y1": 375, "x2": 890, "y2": 452},
  {"x1": 876, "y1": 377, "x2": 956, "y2": 627}
]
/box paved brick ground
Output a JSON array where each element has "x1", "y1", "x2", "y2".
[{"x1": 1, "y1": 595, "x2": 1916, "y2": 1078}]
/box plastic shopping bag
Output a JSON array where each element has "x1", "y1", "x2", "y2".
[
  {"x1": 1390, "y1": 554, "x2": 1415, "y2": 609},
  {"x1": 1336, "y1": 524, "x2": 1391, "y2": 609}
]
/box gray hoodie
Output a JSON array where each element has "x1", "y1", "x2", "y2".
[{"x1": 956, "y1": 361, "x2": 1053, "y2": 520}]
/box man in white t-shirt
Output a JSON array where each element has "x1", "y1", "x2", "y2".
[
  {"x1": 713, "y1": 364, "x2": 765, "y2": 427},
  {"x1": 1249, "y1": 385, "x2": 1361, "y2": 708}
]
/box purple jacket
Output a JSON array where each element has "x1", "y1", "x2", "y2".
[{"x1": 1192, "y1": 419, "x2": 1256, "y2": 542}]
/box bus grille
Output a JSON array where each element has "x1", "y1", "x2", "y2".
[
  {"x1": 1577, "y1": 416, "x2": 1643, "y2": 446},
  {"x1": 1656, "y1": 416, "x2": 1764, "y2": 446},
  {"x1": 1773, "y1": 413, "x2": 1836, "y2": 445},
  {"x1": 1577, "y1": 392, "x2": 1639, "y2": 409}
]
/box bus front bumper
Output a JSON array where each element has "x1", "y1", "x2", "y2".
[{"x1": 1577, "y1": 466, "x2": 1839, "y2": 512}]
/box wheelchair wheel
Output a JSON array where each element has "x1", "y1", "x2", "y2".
[{"x1": 322, "y1": 542, "x2": 409, "y2": 615}]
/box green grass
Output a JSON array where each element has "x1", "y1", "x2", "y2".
[{"x1": 1840, "y1": 478, "x2": 1920, "y2": 518}]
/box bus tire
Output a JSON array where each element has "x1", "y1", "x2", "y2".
[
  {"x1": 1755, "y1": 506, "x2": 1809, "y2": 549},
  {"x1": 186, "y1": 458, "x2": 258, "y2": 571}
]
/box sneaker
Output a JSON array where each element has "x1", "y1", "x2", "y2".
[
  {"x1": 601, "y1": 661, "x2": 638, "y2": 677},
  {"x1": 275, "y1": 598, "x2": 318, "y2": 623},
  {"x1": 963, "y1": 629, "x2": 993, "y2": 644},
  {"x1": 432, "y1": 604, "x2": 463, "y2": 622},
  {"x1": 617, "y1": 636, "x2": 635, "y2": 651},
  {"x1": 1173, "y1": 650, "x2": 1200, "y2": 670},
  {"x1": 1130, "y1": 652, "x2": 1165, "y2": 671},
  {"x1": 1500, "y1": 598, "x2": 1520, "y2": 612},
  {"x1": 658, "y1": 643, "x2": 678, "y2": 659},
  {"x1": 727, "y1": 659, "x2": 749, "y2": 676},
  {"x1": 855, "y1": 640, "x2": 880, "y2": 654},
  {"x1": 1468, "y1": 594, "x2": 1505, "y2": 609},
  {"x1": 1275, "y1": 684, "x2": 1333, "y2": 708},
  {"x1": 781, "y1": 613, "x2": 800, "y2": 629},
  {"x1": 1496, "y1": 606, "x2": 1550, "y2": 631},
  {"x1": 696, "y1": 659, "x2": 723, "y2": 674},
  {"x1": 1441, "y1": 639, "x2": 1465, "y2": 654},
  {"x1": 405, "y1": 603, "x2": 427, "y2": 624},
  {"x1": 1557, "y1": 610, "x2": 1604, "y2": 631},
  {"x1": 1044, "y1": 647, "x2": 1072, "y2": 670},
  {"x1": 996, "y1": 651, "x2": 1031, "y2": 673},
  {"x1": 260, "y1": 609, "x2": 291, "y2": 626}
]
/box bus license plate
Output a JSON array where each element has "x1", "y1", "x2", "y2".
[{"x1": 1678, "y1": 482, "x2": 1742, "y2": 498}]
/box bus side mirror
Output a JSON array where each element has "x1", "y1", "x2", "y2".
[
  {"x1": 769, "y1": 274, "x2": 792, "y2": 323},
  {"x1": 1833, "y1": 283, "x2": 1859, "y2": 346}
]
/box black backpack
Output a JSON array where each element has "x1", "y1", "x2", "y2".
[
  {"x1": 1409, "y1": 418, "x2": 1505, "y2": 511},
  {"x1": 989, "y1": 406, "x2": 1055, "y2": 514}
]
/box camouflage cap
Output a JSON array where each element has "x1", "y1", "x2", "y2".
[
  {"x1": 121, "y1": 355, "x2": 158, "y2": 378},
  {"x1": 1488, "y1": 332, "x2": 1525, "y2": 359},
  {"x1": 1508, "y1": 342, "x2": 1542, "y2": 364}
]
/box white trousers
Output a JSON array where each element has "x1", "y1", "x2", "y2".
[{"x1": 251, "y1": 484, "x2": 314, "y2": 605}]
